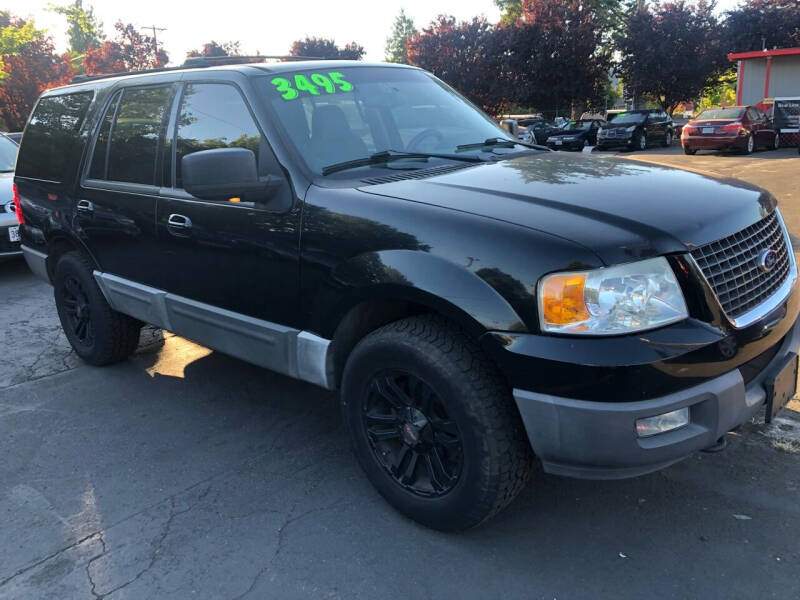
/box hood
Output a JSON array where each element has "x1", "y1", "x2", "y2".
[{"x1": 358, "y1": 153, "x2": 774, "y2": 266}]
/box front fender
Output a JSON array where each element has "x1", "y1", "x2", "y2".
[{"x1": 312, "y1": 249, "x2": 527, "y2": 337}]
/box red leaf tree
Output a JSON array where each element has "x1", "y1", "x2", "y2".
[
  {"x1": 0, "y1": 37, "x2": 73, "y2": 130},
  {"x1": 289, "y1": 37, "x2": 365, "y2": 60},
  {"x1": 84, "y1": 21, "x2": 168, "y2": 75},
  {"x1": 407, "y1": 16, "x2": 509, "y2": 115}
]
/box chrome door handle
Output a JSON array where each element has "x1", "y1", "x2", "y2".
[
  {"x1": 167, "y1": 214, "x2": 192, "y2": 229},
  {"x1": 76, "y1": 199, "x2": 94, "y2": 214}
]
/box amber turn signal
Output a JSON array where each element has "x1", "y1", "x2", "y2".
[{"x1": 540, "y1": 273, "x2": 590, "y2": 326}]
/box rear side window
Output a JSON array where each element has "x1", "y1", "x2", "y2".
[
  {"x1": 16, "y1": 92, "x2": 93, "y2": 182},
  {"x1": 89, "y1": 85, "x2": 172, "y2": 185},
  {"x1": 175, "y1": 83, "x2": 261, "y2": 188}
]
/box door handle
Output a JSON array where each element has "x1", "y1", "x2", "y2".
[
  {"x1": 167, "y1": 214, "x2": 192, "y2": 229},
  {"x1": 76, "y1": 199, "x2": 94, "y2": 214}
]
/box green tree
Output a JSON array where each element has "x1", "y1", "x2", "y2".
[
  {"x1": 48, "y1": 0, "x2": 103, "y2": 54},
  {"x1": 616, "y1": 0, "x2": 726, "y2": 114},
  {"x1": 385, "y1": 9, "x2": 417, "y2": 63},
  {"x1": 0, "y1": 11, "x2": 43, "y2": 56},
  {"x1": 495, "y1": 0, "x2": 523, "y2": 25}
]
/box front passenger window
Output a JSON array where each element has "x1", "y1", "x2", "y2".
[{"x1": 175, "y1": 83, "x2": 261, "y2": 189}]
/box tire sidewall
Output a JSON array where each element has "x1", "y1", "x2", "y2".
[
  {"x1": 746, "y1": 134, "x2": 754, "y2": 154},
  {"x1": 54, "y1": 253, "x2": 115, "y2": 364},
  {"x1": 638, "y1": 131, "x2": 646, "y2": 150},
  {"x1": 774, "y1": 133, "x2": 780, "y2": 150},
  {"x1": 342, "y1": 334, "x2": 499, "y2": 530}
]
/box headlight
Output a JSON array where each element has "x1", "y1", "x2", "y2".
[
  {"x1": 626, "y1": 125, "x2": 637, "y2": 133},
  {"x1": 537, "y1": 257, "x2": 688, "y2": 335}
]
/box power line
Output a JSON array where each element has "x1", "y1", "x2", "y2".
[{"x1": 140, "y1": 25, "x2": 167, "y2": 56}]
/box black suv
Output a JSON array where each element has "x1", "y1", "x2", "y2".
[
  {"x1": 14, "y1": 61, "x2": 800, "y2": 531},
  {"x1": 596, "y1": 109, "x2": 674, "y2": 151}
]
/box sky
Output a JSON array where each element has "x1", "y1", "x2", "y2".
[{"x1": 3, "y1": 0, "x2": 506, "y2": 64}]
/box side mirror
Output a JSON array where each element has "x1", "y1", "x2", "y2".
[{"x1": 182, "y1": 148, "x2": 281, "y2": 202}]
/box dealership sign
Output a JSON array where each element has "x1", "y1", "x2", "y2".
[{"x1": 774, "y1": 97, "x2": 800, "y2": 132}]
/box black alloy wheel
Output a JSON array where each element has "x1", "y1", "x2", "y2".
[
  {"x1": 60, "y1": 275, "x2": 95, "y2": 347},
  {"x1": 362, "y1": 370, "x2": 463, "y2": 497}
]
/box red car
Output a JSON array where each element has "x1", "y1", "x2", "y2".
[{"x1": 681, "y1": 106, "x2": 781, "y2": 155}]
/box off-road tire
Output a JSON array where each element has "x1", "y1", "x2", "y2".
[
  {"x1": 54, "y1": 251, "x2": 142, "y2": 366},
  {"x1": 341, "y1": 315, "x2": 534, "y2": 531}
]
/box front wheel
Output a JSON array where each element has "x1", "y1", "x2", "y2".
[
  {"x1": 633, "y1": 130, "x2": 647, "y2": 151},
  {"x1": 341, "y1": 315, "x2": 534, "y2": 531},
  {"x1": 54, "y1": 251, "x2": 142, "y2": 365},
  {"x1": 662, "y1": 130, "x2": 673, "y2": 147},
  {"x1": 772, "y1": 133, "x2": 780, "y2": 150}
]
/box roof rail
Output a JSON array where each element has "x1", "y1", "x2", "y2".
[
  {"x1": 182, "y1": 55, "x2": 323, "y2": 67},
  {"x1": 70, "y1": 55, "x2": 325, "y2": 84}
]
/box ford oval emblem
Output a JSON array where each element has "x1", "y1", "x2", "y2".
[{"x1": 760, "y1": 248, "x2": 778, "y2": 272}]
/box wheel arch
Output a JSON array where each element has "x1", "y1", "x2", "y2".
[{"x1": 320, "y1": 250, "x2": 528, "y2": 388}]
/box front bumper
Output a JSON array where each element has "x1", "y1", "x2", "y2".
[
  {"x1": 546, "y1": 139, "x2": 583, "y2": 151},
  {"x1": 0, "y1": 220, "x2": 21, "y2": 260},
  {"x1": 512, "y1": 315, "x2": 800, "y2": 480},
  {"x1": 596, "y1": 135, "x2": 633, "y2": 148}
]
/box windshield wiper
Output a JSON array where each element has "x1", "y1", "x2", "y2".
[
  {"x1": 456, "y1": 137, "x2": 545, "y2": 152},
  {"x1": 321, "y1": 150, "x2": 483, "y2": 176}
]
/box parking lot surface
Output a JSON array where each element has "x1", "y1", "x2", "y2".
[{"x1": 2, "y1": 145, "x2": 800, "y2": 599}]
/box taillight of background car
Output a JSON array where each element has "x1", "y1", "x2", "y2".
[{"x1": 12, "y1": 183, "x2": 24, "y2": 224}]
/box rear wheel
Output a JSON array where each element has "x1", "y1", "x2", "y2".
[
  {"x1": 683, "y1": 145, "x2": 696, "y2": 155},
  {"x1": 744, "y1": 134, "x2": 755, "y2": 154},
  {"x1": 341, "y1": 315, "x2": 534, "y2": 531},
  {"x1": 54, "y1": 251, "x2": 141, "y2": 365},
  {"x1": 773, "y1": 132, "x2": 780, "y2": 150}
]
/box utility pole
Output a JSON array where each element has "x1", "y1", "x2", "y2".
[{"x1": 141, "y1": 24, "x2": 167, "y2": 57}]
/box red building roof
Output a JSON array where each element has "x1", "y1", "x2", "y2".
[{"x1": 728, "y1": 47, "x2": 800, "y2": 61}]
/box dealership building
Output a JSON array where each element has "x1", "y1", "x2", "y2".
[{"x1": 729, "y1": 47, "x2": 800, "y2": 144}]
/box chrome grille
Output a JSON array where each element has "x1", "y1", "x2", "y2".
[{"x1": 691, "y1": 211, "x2": 791, "y2": 319}]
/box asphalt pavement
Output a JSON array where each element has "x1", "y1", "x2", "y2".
[{"x1": 1, "y1": 145, "x2": 799, "y2": 599}]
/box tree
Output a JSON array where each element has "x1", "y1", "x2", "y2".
[
  {"x1": 0, "y1": 11, "x2": 43, "y2": 56},
  {"x1": 616, "y1": 1, "x2": 726, "y2": 114},
  {"x1": 495, "y1": 0, "x2": 523, "y2": 25},
  {"x1": 187, "y1": 40, "x2": 241, "y2": 57},
  {"x1": 48, "y1": 0, "x2": 103, "y2": 54},
  {"x1": 385, "y1": 9, "x2": 417, "y2": 63},
  {"x1": 407, "y1": 16, "x2": 509, "y2": 115},
  {"x1": 83, "y1": 21, "x2": 168, "y2": 75},
  {"x1": 0, "y1": 36, "x2": 73, "y2": 130},
  {"x1": 289, "y1": 37, "x2": 365, "y2": 60},
  {"x1": 505, "y1": 0, "x2": 614, "y2": 116},
  {"x1": 724, "y1": 0, "x2": 800, "y2": 52}
]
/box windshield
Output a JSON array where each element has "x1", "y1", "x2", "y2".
[
  {"x1": 565, "y1": 120, "x2": 591, "y2": 131},
  {"x1": 0, "y1": 135, "x2": 17, "y2": 172},
  {"x1": 609, "y1": 112, "x2": 647, "y2": 125},
  {"x1": 260, "y1": 66, "x2": 513, "y2": 175},
  {"x1": 696, "y1": 107, "x2": 745, "y2": 120}
]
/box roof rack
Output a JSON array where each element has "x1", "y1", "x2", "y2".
[{"x1": 70, "y1": 54, "x2": 326, "y2": 84}]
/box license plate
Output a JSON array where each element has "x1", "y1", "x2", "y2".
[
  {"x1": 702, "y1": 127, "x2": 714, "y2": 134},
  {"x1": 765, "y1": 354, "x2": 798, "y2": 423},
  {"x1": 8, "y1": 225, "x2": 19, "y2": 242},
  {"x1": 555, "y1": 140, "x2": 563, "y2": 145}
]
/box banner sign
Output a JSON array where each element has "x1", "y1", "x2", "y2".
[{"x1": 774, "y1": 97, "x2": 800, "y2": 132}]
